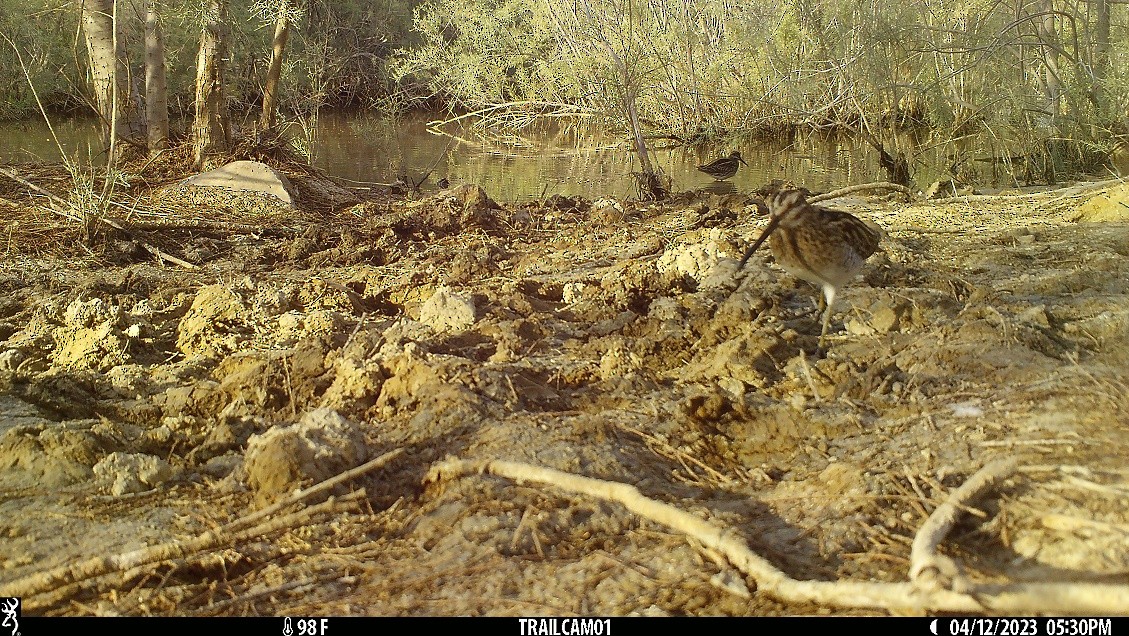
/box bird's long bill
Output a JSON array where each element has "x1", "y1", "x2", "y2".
[
  {"x1": 737, "y1": 156, "x2": 749, "y2": 166},
  {"x1": 737, "y1": 215, "x2": 781, "y2": 269}
]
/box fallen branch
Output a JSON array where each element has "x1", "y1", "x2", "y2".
[
  {"x1": 1, "y1": 447, "x2": 404, "y2": 603},
  {"x1": 0, "y1": 165, "x2": 199, "y2": 269},
  {"x1": 25, "y1": 490, "x2": 366, "y2": 612},
  {"x1": 1035, "y1": 178, "x2": 1126, "y2": 208},
  {"x1": 122, "y1": 218, "x2": 297, "y2": 234},
  {"x1": 0, "y1": 166, "x2": 82, "y2": 221},
  {"x1": 812, "y1": 181, "x2": 916, "y2": 202},
  {"x1": 134, "y1": 240, "x2": 198, "y2": 270},
  {"x1": 224, "y1": 447, "x2": 404, "y2": 535},
  {"x1": 425, "y1": 457, "x2": 1129, "y2": 614},
  {"x1": 927, "y1": 179, "x2": 1124, "y2": 205},
  {"x1": 426, "y1": 100, "x2": 592, "y2": 131},
  {"x1": 909, "y1": 456, "x2": 1020, "y2": 593}
]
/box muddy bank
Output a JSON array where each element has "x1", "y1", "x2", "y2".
[{"x1": 0, "y1": 175, "x2": 1126, "y2": 615}]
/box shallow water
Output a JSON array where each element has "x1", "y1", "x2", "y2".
[
  {"x1": 310, "y1": 111, "x2": 903, "y2": 201},
  {"x1": 0, "y1": 110, "x2": 957, "y2": 201}
]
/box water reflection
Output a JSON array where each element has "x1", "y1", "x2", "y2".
[
  {"x1": 0, "y1": 110, "x2": 956, "y2": 201},
  {"x1": 0, "y1": 117, "x2": 105, "y2": 165},
  {"x1": 700, "y1": 181, "x2": 738, "y2": 196},
  {"x1": 313, "y1": 111, "x2": 907, "y2": 201}
]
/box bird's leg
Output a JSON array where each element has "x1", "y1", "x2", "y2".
[
  {"x1": 793, "y1": 284, "x2": 824, "y2": 319},
  {"x1": 818, "y1": 285, "x2": 837, "y2": 348}
]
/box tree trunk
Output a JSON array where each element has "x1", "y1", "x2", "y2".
[
  {"x1": 193, "y1": 0, "x2": 231, "y2": 169},
  {"x1": 144, "y1": 0, "x2": 170, "y2": 153},
  {"x1": 1093, "y1": 0, "x2": 1110, "y2": 117},
  {"x1": 617, "y1": 61, "x2": 668, "y2": 200},
  {"x1": 81, "y1": 0, "x2": 123, "y2": 151},
  {"x1": 1094, "y1": 0, "x2": 1110, "y2": 77},
  {"x1": 1035, "y1": 0, "x2": 1063, "y2": 124},
  {"x1": 259, "y1": 0, "x2": 292, "y2": 130}
]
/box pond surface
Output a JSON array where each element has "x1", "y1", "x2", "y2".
[
  {"x1": 311, "y1": 111, "x2": 906, "y2": 201},
  {"x1": 0, "y1": 110, "x2": 967, "y2": 202}
]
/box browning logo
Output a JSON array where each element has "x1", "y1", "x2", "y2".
[{"x1": 0, "y1": 598, "x2": 18, "y2": 636}]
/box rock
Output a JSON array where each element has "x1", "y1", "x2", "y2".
[
  {"x1": 868, "y1": 304, "x2": 900, "y2": 333},
  {"x1": 93, "y1": 452, "x2": 173, "y2": 496},
  {"x1": 599, "y1": 340, "x2": 643, "y2": 379},
  {"x1": 419, "y1": 286, "x2": 476, "y2": 332},
  {"x1": 0, "y1": 425, "x2": 102, "y2": 487},
  {"x1": 656, "y1": 239, "x2": 729, "y2": 282},
  {"x1": 948, "y1": 401, "x2": 984, "y2": 417},
  {"x1": 243, "y1": 408, "x2": 368, "y2": 507},
  {"x1": 0, "y1": 349, "x2": 24, "y2": 372},
  {"x1": 64, "y1": 297, "x2": 118, "y2": 328},
  {"x1": 320, "y1": 348, "x2": 386, "y2": 414},
  {"x1": 1019, "y1": 305, "x2": 1051, "y2": 328},
  {"x1": 847, "y1": 300, "x2": 901, "y2": 335},
  {"x1": 590, "y1": 198, "x2": 624, "y2": 223},
  {"x1": 178, "y1": 160, "x2": 295, "y2": 207},
  {"x1": 562, "y1": 282, "x2": 588, "y2": 304},
  {"x1": 202, "y1": 453, "x2": 243, "y2": 479},
  {"x1": 175, "y1": 285, "x2": 250, "y2": 359},
  {"x1": 51, "y1": 298, "x2": 129, "y2": 370}
]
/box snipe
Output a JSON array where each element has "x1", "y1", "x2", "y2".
[
  {"x1": 737, "y1": 189, "x2": 883, "y2": 344},
  {"x1": 697, "y1": 151, "x2": 747, "y2": 181}
]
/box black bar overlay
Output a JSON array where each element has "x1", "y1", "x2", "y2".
[{"x1": 12, "y1": 616, "x2": 1128, "y2": 636}]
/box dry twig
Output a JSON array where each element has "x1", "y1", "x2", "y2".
[
  {"x1": 1, "y1": 448, "x2": 404, "y2": 605},
  {"x1": 909, "y1": 456, "x2": 1019, "y2": 593},
  {"x1": 812, "y1": 181, "x2": 915, "y2": 202},
  {"x1": 0, "y1": 166, "x2": 198, "y2": 269},
  {"x1": 426, "y1": 456, "x2": 1129, "y2": 614}
]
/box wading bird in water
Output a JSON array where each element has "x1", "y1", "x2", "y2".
[{"x1": 696, "y1": 151, "x2": 748, "y2": 181}]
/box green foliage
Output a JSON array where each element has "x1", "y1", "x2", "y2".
[
  {"x1": 390, "y1": 0, "x2": 569, "y2": 106},
  {"x1": 3, "y1": 0, "x2": 1126, "y2": 177},
  {"x1": 395, "y1": 0, "x2": 1128, "y2": 176},
  {"x1": 0, "y1": 0, "x2": 421, "y2": 121},
  {"x1": 0, "y1": 2, "x2": 82, "y2": 119}
]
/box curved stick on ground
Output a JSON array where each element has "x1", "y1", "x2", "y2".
[
  {"x1": 425, "y1": 457, "x2": 1129, "y2": 615},
  {"x1": 909, "y1": 456, "x2": 1020, "y2": 593},
  {"x1": 810, "y1": 181, "x2": 915, "y2": 203},
  {"x1": 1, "y1": 447, "x2": 404, "y2": 602},
  {"x1": 23, "y1": 490, "x2": 366, "y2": 612}
]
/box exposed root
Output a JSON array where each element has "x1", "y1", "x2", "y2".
[
  {"x1": 2, "y1": 448, "x2": 404, "y2": 608},
  {"x1": 425, "y1": 456, "x2": 1129, "y2": 615},
  {"x1": 909, "y1": 456, "x2": 1021, "y2": 593},
  {"x1": 812, "y1": 181, "x2": 916, "y2": 202}
]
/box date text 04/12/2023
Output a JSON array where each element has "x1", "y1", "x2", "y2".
[
  {"x1": 519, "y1": 619, "x2": 611, "y2": 636},
  {"x1": 946, "y1": 618, "x2": 1113, "y2": 636}
]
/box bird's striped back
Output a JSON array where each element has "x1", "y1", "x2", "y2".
[{"x1": 768, "y1": 189, "x2": 881, "y2": 258}]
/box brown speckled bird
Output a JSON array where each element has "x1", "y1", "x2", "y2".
[
  {"x1": 696, "y1": 151, "x2": 748, "y2": 181},
  {"x1": 737, "y1": 189, "x2": 883, "y2": 343}
]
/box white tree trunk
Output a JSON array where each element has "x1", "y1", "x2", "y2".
[{"x1": 81, "y1": 0, "x2": 122, "y2": 150}]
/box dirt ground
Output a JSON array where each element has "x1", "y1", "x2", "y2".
[{"x1": 0, "y1": 168, "x2": 1126, "y2": 616}]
